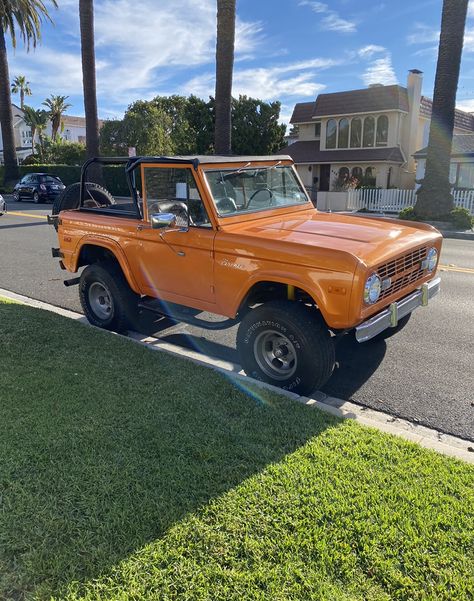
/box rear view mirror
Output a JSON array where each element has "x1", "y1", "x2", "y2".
[{"x1": 151, "y1": 213, "x2": 177, "y2": 230}]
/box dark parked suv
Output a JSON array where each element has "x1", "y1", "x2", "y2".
[{"x1": 13, "y1": 173, "x2": 65, "y2": 204}]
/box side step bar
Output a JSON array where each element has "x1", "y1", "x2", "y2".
[{"x1": 138, "y1": 297, "x2": 238, "y2": 331}]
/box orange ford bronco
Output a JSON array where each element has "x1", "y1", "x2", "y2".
[{"x1": 50, "y1": 156, "x2": 442, "y2": 394}]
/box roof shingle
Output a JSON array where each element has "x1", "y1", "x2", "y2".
[
  {"x1": 414, "y1": 133, "x2": 474, "y2": 158},
  {"x1": 276, "y1": 140, "x2": 405, "y2": 164},
  {"x1": 312, "y1": 85, "x2": 409, "y2": 117},
  {"x1": 419, "y1": 96, "x2": 474, "y2": 131}
]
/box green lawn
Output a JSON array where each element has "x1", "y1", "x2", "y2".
[{"x1": 0, "y1": 298, "x2": 473, "y2": 601}]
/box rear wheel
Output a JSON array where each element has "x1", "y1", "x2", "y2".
[
  {"x1": 52, "y1": 182, "x2": 115, "y2": 229},
  {"x1": 236, "y1": 300, "x2": 335, "y2": 395},
  {"x1": 33, "y1": 191, "x2": 40, "y2": 204},
  {"x1": 79, "y1": 262, "x2": 139, "y2": 332}
]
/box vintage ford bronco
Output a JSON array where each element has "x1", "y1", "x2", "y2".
[{"x1": 50, "y1": 156, "x2": 442, "y2": 394}]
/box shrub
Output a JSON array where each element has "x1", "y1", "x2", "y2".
[
  {"x1": 398, "y1": 206, "x2": 418, "y2": 221},
  {"x1": 450, "y1": 207, "x2": 473, "y2": 230}
]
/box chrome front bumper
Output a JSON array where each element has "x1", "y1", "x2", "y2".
[{"x1": 355, "y1": 276, "x2": 441, "y2": 343}]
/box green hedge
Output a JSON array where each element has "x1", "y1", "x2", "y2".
[{"x1": 0, "y1": 165, "x2": 131, "y2": 197}]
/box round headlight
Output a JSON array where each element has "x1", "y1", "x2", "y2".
[
  {"x1": 364, "y1": 273, "x2": 381, "y2": 304},
  {"x1": 426, "y1": 247, "x2": 438, "y2": 272}
]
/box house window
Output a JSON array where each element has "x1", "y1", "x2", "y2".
[
  {"x1": 457, "y1": 163, "x2": 474, "y2": 188},
  {"x1": 326, "y1": 119, "x2": 337, "y2": 149},
  {"x1": 376, "y1": 115, "x2": 388, "y2": 146},
  {"x1": 363, "y1": 117, "x2": 375, "y2": 147},
  {"x1": 350, "y1": 118, "x2": 362, "y2": 148},
  {"x1": 338, "y1": 118, "x2": 349, "y2": 148},
  {"x1": 351, "y1": 166, "x2": 363, "y2": 183},
  {"x1": 365, "y1": 166, "x2": 376, "y2": 186},
  {"x1": 314, "y1": 122, "x2": 321, "y2": 138}
]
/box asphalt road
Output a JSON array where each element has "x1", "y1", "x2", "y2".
[{"x1": 1, "y1": 196, "x2": 473, "y2": 441}]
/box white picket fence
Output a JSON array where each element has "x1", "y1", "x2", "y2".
[{"x1": 346, "y1": 188, "x2": 474, "y2": 215}]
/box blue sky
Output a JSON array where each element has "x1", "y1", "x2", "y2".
[{"x1": 7, "y1": 0, "x2": 474, "y2": 125}]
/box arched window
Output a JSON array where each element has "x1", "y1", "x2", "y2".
[
  {"x1": 352, "y1": 166, "x2": 363, "y2": 183},
  {"x1": 376, "y1": 115, "x2": 388, "y2": 146},
  {"x1": 338, "y1": 118, "x2": 349, "y2": 148},
  {"x1": 350, "y1": 118, "x2": 362, "y2": 148},
  {"x1": 363, "y1": 116, "x2": 375, "y2": 147},
  {"x1": 365, "y1": 167, "x2": 376, "y2": 186},
  {"x1": 326, "y1": 119, "x2": 337, "y2": 149}
]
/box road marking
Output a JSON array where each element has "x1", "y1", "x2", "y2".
[
  {"x1": 438, "y1": 264, "x2": 474, "y2": 274},
  {"x1": 7, "y1": 210, "x2": 48, "y2": 220}
]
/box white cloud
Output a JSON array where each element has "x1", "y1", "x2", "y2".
[
  {"x1": 183, "y1": 58, "x2": 337, "y2": 101},
  {"x1": 356, "y1": 45, "x2": 397, "y2": 87},
  {"x1": 407, "y1": 24, "x2": 439, "y2": 45},
  {"x1": 300, "y1": 1, "x2": 357, "y2": 33},
  {"x1": 362, "y1": 57, "x2": 398, "y2": 86},
  {"x1": 455, "y1": 98, "x2": 474, "y2": 112},
  {"x1": 358, "y1": 45, "x2": 386, "y2": 59}
]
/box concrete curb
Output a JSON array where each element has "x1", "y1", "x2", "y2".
[{"x1": 1, "y1": 287, "x2": 473, "y2": 465}]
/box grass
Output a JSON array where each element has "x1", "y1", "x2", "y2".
[{"x1": 0, "y1": 298, "x2": 473, "y2": 601}]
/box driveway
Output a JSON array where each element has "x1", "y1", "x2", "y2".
[{"x1": 1, "y1": 196, "x2": 473, "y2": 441}]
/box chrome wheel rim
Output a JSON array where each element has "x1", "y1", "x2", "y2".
[
  {"x1": 88, "y1": 282, "x2": 113, "y2": 320},
  {"x1": 254, "y1": 330, "x2": 297, "y2": 380}
]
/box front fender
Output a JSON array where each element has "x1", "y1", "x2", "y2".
[{"x1": 71, "y1": 235, "x2": 141, "y2": 294}]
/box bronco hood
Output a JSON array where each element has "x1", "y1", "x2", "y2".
[{"x1": 225, "y1": 209, "x2": 442, "y2": 267}]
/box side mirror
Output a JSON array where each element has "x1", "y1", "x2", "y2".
[{"x1": 150, "y1": 212, "x2": 177, "y2": 230}]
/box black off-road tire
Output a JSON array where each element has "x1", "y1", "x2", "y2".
[
  {"x1": 367, "y1": 313, "x2": 412, "y2": 342},
  {"x1": 79, "y1": 261, "x2": 139, "y2": 332},
  {"x1": 236, "y1": 300, "x2": 335, "y2": 395},
  {"x1": 52, "y1": 182, "x2": 115, "y2": 229}
]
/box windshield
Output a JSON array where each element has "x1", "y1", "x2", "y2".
[
  {"x1": 40, "y1": 175, "x2": 62, "y2": 184},
  {"x1": 204, "y1": 165, "x2": 310, "y2": 216}
]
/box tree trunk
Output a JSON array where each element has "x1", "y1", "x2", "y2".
[
  {"x1": 415, "y1": 0, "x2": 468, "y2": 219},
  {"x1": 79, "y1": 0, "x2": 101, "y2": 182},
  {"x1": 31, "y1": 126, "x2": 36, "y2": 154},
  {"x1": 20, "y1": 89, "x2": 24, "y2": 110},
  {"x1": 0, "y1": 26, "x2": 19, "y2": 183},
  {"x1": 214, "y1": 0, "x2": 235, "y2": 155}
]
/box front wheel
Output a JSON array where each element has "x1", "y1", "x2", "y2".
[
  {"x1": 236, "y1": 300, "x2": 335, "y2": 395},
  {"x1": 79, "y1": 262, "x2": 139, "y2": 332},
  {"x1": 13, "y1": 191, "x2": 20, "y2": 202},
  {"x1": 33, "y1": 191, "x2": 41, "y2": 204}
]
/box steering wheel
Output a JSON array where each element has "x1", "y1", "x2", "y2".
[
  {"x1": 216, "y1": 196, "x2": 237, "y2": 214},
  {"x1": 247, "y1": 187, "x2": 274, "y2": 208}
]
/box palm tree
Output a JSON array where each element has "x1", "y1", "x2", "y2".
[
  {"x1": 214, "y1": 0, "x2": 236, "y2": 155},
  {"x1": 414, "y1": 0, "x2": 469, "y2": 219},
  {"x1": 0, "y1": 0, "x2": 57, "y2": 183},
  {"x1": 22, "y1": 105, "x2": 48, "y2": 155},
  {"x1": 79, "y1": 0, "x2": 100, "y2": 165},
  {"x1": 43, "y1": 94, "x2": 71, "y2": 140},
  {"x1": 11, "y1": 74, "x2": 32, "y2": 109}
]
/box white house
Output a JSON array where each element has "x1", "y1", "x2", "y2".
[
  {"x1": 414, "y1": 133, "x2": 474, "y2": 189},
  {"x1": 278, "y1": 70, "x2": 474, "y2": 194},
  {"x1": 0, "y1": 104, "x2": 102, "y2": 164}
]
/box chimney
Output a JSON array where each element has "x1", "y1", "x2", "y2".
[
  {"x1": 404, "y1": 69, "x2": 424, "y2": 179},
  {"x1": 407, "y1": 69, "x2": 423, "y2": 112}
]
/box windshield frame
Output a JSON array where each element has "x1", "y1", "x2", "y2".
[{"x1": 203, "y1": 164, "x2": 311, "y2": 219}]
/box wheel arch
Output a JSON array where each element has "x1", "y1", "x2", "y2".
[
  {"x1": 74, "y1": 237, "x2": 141, "y2": 294},
  {"x1": 234, "y1": 277, "x2": 330, "y2": 325}
]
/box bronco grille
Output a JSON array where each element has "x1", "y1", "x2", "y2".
[{"x1": 376, "y1": 246, "x2": 428, "y2": 301}]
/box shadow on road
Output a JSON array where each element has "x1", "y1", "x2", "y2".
[
  {"x1": 0, "y1": 221, "x2": 48, "y2": 230},
  {"x1": 323, "y1": 334, "x2": 387, "y2": 399}
]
